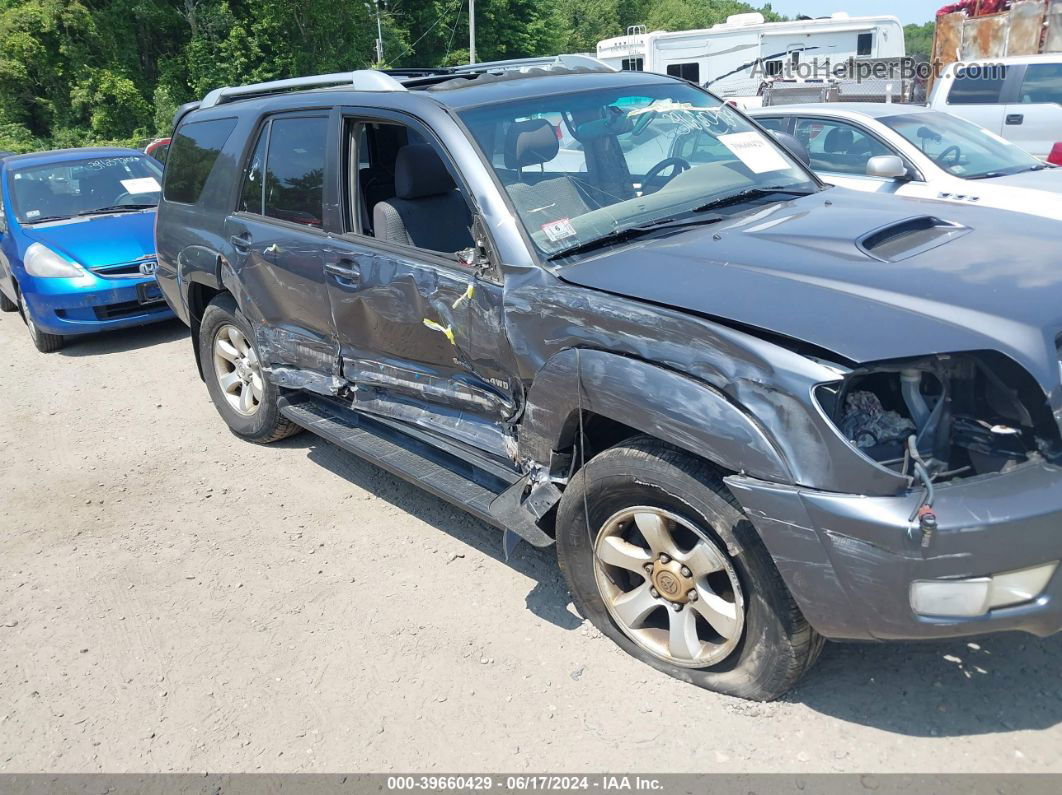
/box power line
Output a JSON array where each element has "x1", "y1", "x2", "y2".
[{"x1": 388, "y1": 0, "x2": 464, "y2": 65}]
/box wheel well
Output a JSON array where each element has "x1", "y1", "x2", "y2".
[
  {"x1": 187, "y1": 282, "x2": 226, "y2": 379},
  {"x1": 577, "y1": 412, "x2": 642, "y2": 461},
  {"x1": 563, "y1": 411, "x2": 736, "y2": 479}
]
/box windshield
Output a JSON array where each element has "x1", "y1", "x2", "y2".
[
  {"x1": 881, "y1": 112, "x2": 1043, "y2": 179},
  {"x1": 9, "y1": 155, "x2": 162, "y2": 223},
  {"x1": 459, "y1": 83, "x2": 816, "y2": 257}
]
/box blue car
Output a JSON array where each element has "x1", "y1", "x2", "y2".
[{"x1": 0, "y1": 147, "x2": 174, "y2": 352}]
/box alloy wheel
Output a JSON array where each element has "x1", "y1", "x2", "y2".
[
  {"x1": 212, "y1": 323, "x2": 264, "y2": 416},
  {"x1": 593, "y1": 506, "x2": 745, "y2": 668}
]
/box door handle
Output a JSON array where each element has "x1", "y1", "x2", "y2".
[
  {"x1": 325, "y1": 260, "x2": 360, "y2": 285},
  {"x1": 1005, "y1": 113, "x2": 1024, "y2": 125},
  {"x1": 230, "y1": 234, "x2": 251, "y2": 253}
]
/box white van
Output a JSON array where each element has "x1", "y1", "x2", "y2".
[{"x1": 928, "y1": 54, "x2": 1062, "y2": 159}]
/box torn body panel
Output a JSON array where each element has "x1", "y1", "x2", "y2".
[
  {"x1": 505, "y1": 266, "x2": 910, "y2": 496},
  {"x1": 727, "y1": 463, "x2": 1062, "y2": 641}
]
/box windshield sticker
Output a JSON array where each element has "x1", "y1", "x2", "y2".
[
  {"x1": 26, "y1": 209, "x2": 40, "y2": 218},
  {"x1": 121, "y1": 177, "x2": 161, "y2": 194},
  {"x1": 717, "y1": 132, "x2": 790, "y2": 174},
  {"x1": 541, "y1": 218, "x2": 577, "y2": 243}
]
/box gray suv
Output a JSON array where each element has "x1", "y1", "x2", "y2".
[{"x1": 155, "y1": 59, "x2": 1062, "y2": 701}]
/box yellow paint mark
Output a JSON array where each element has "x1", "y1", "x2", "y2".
[
  {"x1": 423, "y1": 318, "x2": 455, "y2": 345},
  {"x1": 451, "y1": 283, "x2": 475, "y2": 310}
]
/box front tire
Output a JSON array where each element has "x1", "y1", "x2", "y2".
[
  {"x1": 19, "y1": 291, "x2": 63, "y2": 353},
  {"x1": 556, "y1": 437, "x2": 822, "y2": 701},
  {"x1": 199, "y1": 294, "x2": 301, "y2": 444},
  {"x1": 0, "y1": 289, "x2": 17, "y2": 312}
]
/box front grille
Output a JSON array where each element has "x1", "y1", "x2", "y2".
[
  {"x1": 93, "y1": 299, "x2": 166, "y2": 320},
  {"x1": 91, "y1": 258, "x2": 156, "y2": 279}
]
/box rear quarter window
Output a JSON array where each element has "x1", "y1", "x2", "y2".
[{"x1": 163, "y1": 117, "x2": 238, "y2": 204}]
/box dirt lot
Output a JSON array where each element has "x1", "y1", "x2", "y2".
[{"x1": 1, "y1": 314, "x2": 1061, "y2": 773}]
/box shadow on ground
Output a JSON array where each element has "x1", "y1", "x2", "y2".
[
  {"x1": 275, "y1": 432, "x2": 583, "y2": 632},
  {"x1": 58, "y1": 318, "x2": 186, "y2": 357},
  {"x1": 790, "y1": 632, "x2": 1062, "y2": 736},
  {"x1": 277, "y1": 430, "x2": 1062, "y2": 736}
]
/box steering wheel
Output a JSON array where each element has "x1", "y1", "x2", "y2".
[
  {"x1": 938, "y1": 145, "x2": 962, "y2": 167},
  {"x1": 641, "y1": 157, "x2": 692, "y2": 195}
]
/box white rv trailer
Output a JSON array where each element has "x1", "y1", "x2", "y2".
[{"x1": 596, "y1": 12, "x2": 905, "y2": 105}]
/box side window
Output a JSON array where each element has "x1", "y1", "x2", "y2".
[
  {"x1": 238, "y1": 125, "x2": 268, "y2": 215},
  {"x1": 666, "y1": 62, "x2": 700, "y2": 83},
  {"x1": 264, "y1": 116, "x2": 327, "y2": 228},
  {"x1": 348, "y1": 119, "x2": 474, "y2": 257},
  {"x1": 621, "y1": 58, "x2": 644, "y2": 72},
  {"x1": 163, "y1": 117, "x2": 238, "y2": 204},
  {"x1": 1020, "y1": 63, "x2": 1062, "y2": 104},
  {"x1": 857, "y1": 33, "x2": 873, "y2": 57},
  {"x1": 764, "y1": 60, "x2": 784, "y2": 77},
  {"x1": 947, "y1": 65, "x2": 1008, "y2": 105},
  {"x1": 794, "y1": 118, "x2": 892, "y2": 176},
  {"x1": 755, "y1": 117, "x2": 787, "y2": 133}
]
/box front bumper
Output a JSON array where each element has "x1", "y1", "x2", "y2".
[
  {"x1": 21, "y1": 272, "x2": 174, "y2": 336},
  {"x1": 726, "y1": 462, "x2": 1062, "y2": 641}
]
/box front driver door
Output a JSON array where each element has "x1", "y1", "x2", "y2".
[{"x1": 323, "y1": 114, "x2": 520, "y2": 463}]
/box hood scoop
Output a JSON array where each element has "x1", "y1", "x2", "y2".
[{"x1": 857, "y1": 216, "x2": 969, "y2": 263}]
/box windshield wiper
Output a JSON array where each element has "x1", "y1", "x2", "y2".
[
  {"x1": 690, "y1": 186, "x2": 817, "y2": 213},
  {"x1": 546, "y1": 213, "x2": 725, "y2": 260},
  {"x1": 22, "y1": 214, "x2": 70, "y2": 224},
  {"x1": 75, "y1": 204, "x2": 156, "y2": 216},
  {"x1": 966, "y1": 164, "x2": 1050, "y2": 180}
]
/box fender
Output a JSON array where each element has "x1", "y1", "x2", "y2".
[{"x1": 520, "y1": 348, "x2": 793, "y2": 485}]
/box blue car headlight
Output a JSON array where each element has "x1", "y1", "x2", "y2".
[{"x1": 23, "y1": 243, "x2": 87, "y2": 279}]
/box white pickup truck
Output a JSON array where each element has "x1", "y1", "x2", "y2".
[{"x1": 928, "y1": 54, "x2": 1062, "y2": 159}]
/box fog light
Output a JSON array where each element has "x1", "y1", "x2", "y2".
[
  {"x1": 988, "y1": 562, "x2": 1058, "y2": 609},
  {"x1": 910, "y1": 578, "x2": 990, "y2": 617},
  {"x1": 910, "y1": 561, "x2": 1057, "y2": 618}
]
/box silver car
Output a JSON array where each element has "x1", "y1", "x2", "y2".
[{"x1": 745, "y1": 103, "x2": 1062, "y2": 221}]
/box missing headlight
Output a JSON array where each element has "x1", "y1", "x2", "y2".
[{"x1": 817, "y1": 352, "x2": 1059, "y2": 482}]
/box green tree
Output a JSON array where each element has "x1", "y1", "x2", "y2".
[{"x1": 904, "y1": 21, "x2": 936, "y2": 63}]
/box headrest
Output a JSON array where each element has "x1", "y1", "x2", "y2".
[
  {"x1": 504, "y1": 118, "x2": 559, "y2": 170},
  {"x1": 824, "y1": 127, "x2": 854, "y2": 153},
  {"x1": 395, "y1": 143, "x2": 456, "y2": 199}
]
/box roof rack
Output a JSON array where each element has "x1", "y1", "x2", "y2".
[
  {"x1": 200, "y1": 70, "x2": 406, "y2": 108},
  {"x1": 448, "y1": 54, "x2": 615, "y2": 75}
]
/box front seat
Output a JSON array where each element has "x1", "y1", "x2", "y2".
[
  {"x1": 503, "y1": 118, "x2": 593, "y2": 223},
  {"x1": 373, "y1": 143, "x2": 473, "y2": 253}
]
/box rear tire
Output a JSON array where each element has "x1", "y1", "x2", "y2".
[
  {"x1": 19, "y1": 291, "x2": 63, "y2": 353},
  {"x1": 556, "y1": 437, "x2": 822, "y2": 701},
  {"x1": 0, "y1": 289, "x2": 17, "y2": 312},
  {"x1": 198, "y1": 294, "x2": 301, "y2": 444}
]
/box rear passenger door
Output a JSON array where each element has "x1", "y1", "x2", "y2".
[
  {"x1": 226, "y1": 112, "x2": 340, "y2": 379},
  {"x1": 1004, "y1": 62, "x2": 1062, "y2": 158},
  {"x1": 323, "y1": 111, "x2": 520, "y2": 462}
]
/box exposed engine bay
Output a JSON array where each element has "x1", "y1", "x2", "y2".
[{"x1": 817, "y1": 352, "x2": 1060, "y2": 486}]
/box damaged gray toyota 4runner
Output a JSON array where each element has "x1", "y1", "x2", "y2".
[{"x1": 155, "y1": 58, "x2": 1062, "y2": 701}]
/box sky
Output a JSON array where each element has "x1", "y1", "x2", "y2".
[{"x1": 766, "y1": 2, "x2": 936, "y2": 25}]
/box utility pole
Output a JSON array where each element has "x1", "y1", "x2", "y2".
[
  {"x1": 469, "y1": 0, "x2": 476, "y2": 64},
  {"x1": 364, "y1": 0, "x2": 384, "y2": 64}
]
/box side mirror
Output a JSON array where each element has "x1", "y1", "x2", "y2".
[
  {"x1": 866, "y1": 155, "x2": 909, "y2": 180},
  {"x1": 771, "y1": 131, "x2": 811, "y2": 167}
]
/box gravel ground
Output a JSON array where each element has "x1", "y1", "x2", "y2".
[{"x1": 1, "y1": 314, "x2": 1061, "y2": 774}]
